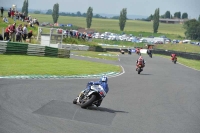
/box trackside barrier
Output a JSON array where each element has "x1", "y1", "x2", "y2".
[
  {"x1": 0, "y1": 41, "x2": 70, "y2": 58},
  {"x1": 0, "y1": 41, "x2": 7, "y2": 54},
  {"x1": 104, "y1": 48, "x2": 200, "y2": 60}
]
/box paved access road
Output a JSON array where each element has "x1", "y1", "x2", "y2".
[{"x1": 0, "y1": 53, "x2": 200, "y2": 133}]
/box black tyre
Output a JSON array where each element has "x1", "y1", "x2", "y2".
[
  {"x1": 174, "y1": 60, "x2": 176, "y2": 64},
  {"x1": 73, "y1": 98, "x2": 77, "y2": 104},
  {"x1": 138, "y1": 68, "x2": 141, "y2": 74},
  {"x1": 80, "y1": 95, "x2": 97, "y2": 109}
]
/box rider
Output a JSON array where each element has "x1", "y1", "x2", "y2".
[
  {"x1": 77, "y1": 76, "x2": 109, "y2": 106},
  {"x1": 171, "y1": 53, "x2": 177, "y2": 61},
  {"x1": 136, "y1": 56, "x2": 145, "y2": 71},
  {"x1": 147, "y1": 49, "x2": 152, "y2": 55},
  {"x1": 136, "y1": 48, "x2": 140, "y2": 54}
]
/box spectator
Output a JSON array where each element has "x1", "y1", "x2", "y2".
[
  {"x1": 4, "y1": 25, "x2": 10, "y2": 41},
  {"x1": 16, "y1": 24, "x2": 23, "y2": 42},
  {"x1": 3, "y1": 16, "x2": 9, "y2": 23},
  {"x1": 8, "y1": 8, "x2": 11, "y2": 17},
  {"x1": 27, "y1": 30, "x2": 33, "y2": 43},
  {"x1": 0, "y1": 34, "x2": 3, "y2": 40},
  {"x1": 0, "y1": 7, "x2": 4, "y2": 17},
  {"x1": 22, "y1": 24, "x2": 28, "y2": 42},
  {"x1": 8, "y1": 23, "x2": 16, "y2": 42},
  {"x1": 11, "y1": 9, "x2": 15, "y2": 19}
]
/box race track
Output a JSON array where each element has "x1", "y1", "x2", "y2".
[{"x1": 0, "y1": 53, "x2": 200, "y2": 133}]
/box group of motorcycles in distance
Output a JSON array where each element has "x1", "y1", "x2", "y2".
[{"x1": 120, "y1": 48, "x2": 177, "y2": 74}]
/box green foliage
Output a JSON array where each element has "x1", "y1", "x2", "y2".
[
  {"x1": 165, "y1": 11, "x2": 170, "y2": 19},
  {"x1": 21, "y1": 0, "x2": 28, "y2": 17},
  {"x1": 174, "y1": 12, "x2": 181, "y2": 19},
  {"x1": 183, "y1": 19, "x2": 200, "y2": 40},
  {"x1": 153, "y1": 8, "x2": 160, "y2": 33},
  {"x1": 119, "y1": 8, "x2": 127, "y2": 31},
  {"x1": 86, "y1": 7, "x2": 93, "y2": 28},
  {"x1": 198, "y1": 15, "x2": 200, "y2": 22},
  {"x1": 182, "y1": 13, "x2": 188, "y2": 19},
  {"x1": 148, "y1": 14, "x2": 153, "y2": 20},
  {"x1": 52, "y1": 3, "x2": 59, "y2": 23},
  {"x1": 46, "y1": 9, "x2": 52, "y2": 15},
  {"x1": 34, "y1": 11, "x2": 41, "y2": 14}
]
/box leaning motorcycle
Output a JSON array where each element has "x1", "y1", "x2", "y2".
[
  {"x1": 137, "y1": 65, "x2": 143, "y2": 74},
  {"x1": 172, "y1": 57, "x2": 177, "y2": 64},
  {"x1": 73, "y1": 84, "x2": 107, "y2": 109}
]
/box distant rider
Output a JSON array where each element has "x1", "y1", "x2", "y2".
[
  {"x1": 136, "y1": 56, "x2": 145, "y2": 71},
  {"x1": 136, "y1": 48, "x2": 141, "y2": 55},
  {"x1": 171, "y1": 53, "x2": 177, "y2": 61},
  {"x1": 77, "y1": 76, "x2": 109, "y2": 107}
]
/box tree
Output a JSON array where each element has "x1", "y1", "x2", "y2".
[
  {"x1": 52, "y1": 3, "x2": 59, "y2": 23},
  {"x1": 148, "y1": 14, "x2": 153, "y2": 20},
  {"x1": 26, "y1": 0, "x2": 28, "y2": 17},
  {"x1": 46, "y1": 9, "x2": 52, "y2": 14},
  {"x1": 76, "y1": 11, "x2": 81, "y2": 16},
  {"x1": 34, "y1": 11, "x2": 41, "y2": 14},
  {"x1": 86, "y1": 7, "x2": 93, "y2": 28},
  {"x1": 119, "y1": 8, "x2": 127, "y2": 31},
  {"x1": 21, "y1": 0, "x2": 28, "y2": 17},
  {"x1": 165, "y1": 11, "x2": 170, "y2": 18},
  {"x1": 182, "y1": 13, "x2": 188, "y2": 19},
  {"x1": 153, "y1": 8, "x2": 160, "y2": 33},
  {"x1": 174, "y1": 12, "x2": 181, "y2": 18},
  {"x1": 183, "y1": 19, "x2": 200, "y2": 40},
  {"x1": 198, "y1": 15, "x2": 200, "y2": 22}
]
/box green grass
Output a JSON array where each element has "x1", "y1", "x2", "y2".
[
  {"x1": 0, "y1": 55, "x2": 121, "y2": 76},
  {"x1": 154, "y1": 43, "x2": 200, "y2": 54},
  {"x1": 72, "y1": 51, "x2": 119, "y2": 60},
  {"x1": 27, "y1": 13, "x2": 185, "y2": 36},
  {"x1": 155, "y1": 54, "x2": 200, "y2": 70}
]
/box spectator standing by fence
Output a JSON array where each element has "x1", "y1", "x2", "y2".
[
  {"x1": 16, "y1": 24, "x2": 23, "y2": 42},
  {"x1": 4, "y1": 25, "x2": 10, "y2": 41},
  {"x1": 22, "y1": 24, "x2": 28, "y2": 42},
  {"x1": 8, "y1": 23, "x2": 16, "y2": 42},
  {"x1": 1, "y1": 7, "x2": 4, "y2": 17}
]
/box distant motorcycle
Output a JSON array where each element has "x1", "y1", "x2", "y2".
[
  {"x1": 120, "y1": 50, "x2": 125, "y2": 54},
  {"x1": 73, "y1": 83, "x2": 107, "y2": 109},
  {"x1": 147, "y1": 50, "x2": 152, "y2": 58},
  {"x1": 128, "y1": 49, "x2": 132, "y2": 55},
  {"x1": 172, "y1": 57, "x2": 177, "y2": 64}
]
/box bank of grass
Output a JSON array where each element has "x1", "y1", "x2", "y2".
[
  {"x1": 155, "y1": 54, "x2": 200, "y2": 70},
  {"x1": 0, "y1": 55, "x2": 121, "y2": 76},
  {"x1": 154, "y1": 43, "x2": 200, "y2": 54},
  {"x1": 72, "y1": 51, "x2": 119, "y2": 60}
]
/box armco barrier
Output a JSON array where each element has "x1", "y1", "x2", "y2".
[
  {"x1": 0, "y1": 41, "x2": 70, "y2": 58},
  {"x1": 0, "y1": 41, "x2": 7, "y2": 54},
  {"x1": 6, "y1": 42, "x2": 28, "y2": 54},
  {"x1": 104, "y1": 48, "x2": 200, "y2": 60}
]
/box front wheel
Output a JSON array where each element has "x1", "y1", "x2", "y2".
[
  {"x1": 80, "y1": 95, "x2": 97, "y2": 109},
  {"x1": 138, "y1": 68, "x2": 141, "y2": 74}
]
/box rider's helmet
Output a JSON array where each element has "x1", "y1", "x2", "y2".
[{"x1": 100, "y1": 76, "x2": 108, "y2": 83}]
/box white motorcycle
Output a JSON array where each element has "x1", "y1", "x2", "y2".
[{"x1": 73, "y1": 83, "x2": 107, "y2": 109}]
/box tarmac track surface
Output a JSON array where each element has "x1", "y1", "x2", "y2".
[{"x1": 0, "y1": 53, "x2": 200, "y2": 133}]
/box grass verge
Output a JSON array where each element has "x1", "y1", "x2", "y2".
[
  {"x1": 0, "y1": 55, "x2": 121, "y2": 76},
  {"x1": 155, "y1": 54, "x2": 200, "y2": 70},
  {"x1": 71, "y1": 51, "x2": 119, "y2": 60}
]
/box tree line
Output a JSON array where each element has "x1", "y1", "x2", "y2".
[{"x1": 148, "y1": 11, "x2": 189, "y2": 20}]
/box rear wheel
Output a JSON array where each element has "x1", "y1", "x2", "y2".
[
  {"x1": 80, "y1": 95, "x2": 97, "y2": 109},
  {"x1": 138, "y1": 68, "x2": 141, "y2": 74}
]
